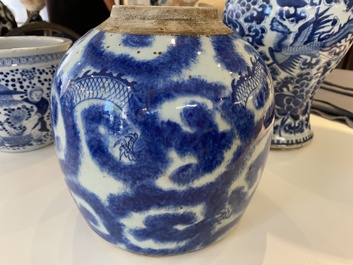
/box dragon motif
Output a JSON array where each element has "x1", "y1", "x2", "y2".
[
  {"x1": 60, "y1": 70, "x2": 134, "y2": 109},
  {"x1": 113, "y1": 132, "x2": 138, "y2": 162},
  {"x1": 269, "y1": 7, "x2": 353, "y2": 73},
  {"x1": 232, "y1": 58, "x2": 269, "y2": 109}
]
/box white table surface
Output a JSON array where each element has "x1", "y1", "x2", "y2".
[{"x1": 1, "y1": 114, "x2": 352, "y2": 265}]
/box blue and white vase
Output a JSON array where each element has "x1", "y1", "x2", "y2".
[
  {"x1": 223, "y1": 0, "x2": 353, "y2": 148},
  {"x1": 51, "y1": 5, "x2": 274, "y2": 255}
]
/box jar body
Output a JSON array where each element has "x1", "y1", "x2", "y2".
[
  {"x1": 224, "y1": 0, "x2": 353, "y2": 148},
  {"x1": 51, "y1": 6, "x2": 274, "y2": 255}
]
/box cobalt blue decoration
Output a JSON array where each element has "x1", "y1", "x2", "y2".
[
  {"x1": 224, "y1": 0, "x2": 353, "y2": 148},
  {"x1": 0, "y1": 36, "x2": 71, "y2": 152},
  {"x1": 51, "y1": 6, "x2": 274, "y2": 255}
]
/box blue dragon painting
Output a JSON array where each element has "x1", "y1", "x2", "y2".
[
  {"x1": 224, "y1": 0, "x2": 353, "y2": 147},
  {"x1": 51, "y1": 29, "x2": 274, "y2": 255}
]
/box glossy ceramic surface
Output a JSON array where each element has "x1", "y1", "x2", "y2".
[
  {"x1": 51, "y1": 6, "x2": 274, "y2": 255},
  {"x1": 0, "y1": 36, "x2": 71, "y2": 152},
  {"x1": 223, "y1": 0, "x2": 353, "y2": 149}
]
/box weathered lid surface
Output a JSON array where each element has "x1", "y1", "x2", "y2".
[{"x1": 96, "y1": 5, "x2": 233, "y2": 35}]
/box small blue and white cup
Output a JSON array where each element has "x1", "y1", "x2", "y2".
[{"x1": 0, "y1": 36, "x2": 71, "y2": 152}]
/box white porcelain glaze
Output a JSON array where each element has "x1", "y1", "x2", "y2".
[
  {"x1": 51, "y1": 6, "x2": 274, "y2": 255},
  {"x1": 223, "y1": 0, "x2": 353, "y2": 149}
]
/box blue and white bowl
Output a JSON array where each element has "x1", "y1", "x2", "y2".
[
  {"x1": 51, "y1": 6, "x2": 274, "y2": 255},
  {"x1": 0, "y1": 36, "x2": 71, "y2": 152},
  {"x1": 223, "y1": 0, "x2": 353, "y2": 148}
]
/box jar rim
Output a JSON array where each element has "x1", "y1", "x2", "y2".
[
  {"x1": 110, "y1": 5, "x2": 219, "y2": 21},
  {"x1": 98, "y1": 5, "x2": 233, "y2": 36}
]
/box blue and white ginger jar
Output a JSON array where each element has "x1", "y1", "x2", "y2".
[
  {"x1": 51, "y1": 5, "x2": 274, "y2": 255},
  {"x1": 223, "y1": 0, "x2": 353, "y2": 148}
]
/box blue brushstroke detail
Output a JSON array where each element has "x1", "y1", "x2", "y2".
[
  {"x1": 122, "y1": 34, "x2": 155, "y2": 48},
  {"x1": 223, "y1": 0, "x2": 353, "y2": 146},
  {"x1": 51, "y1": 31, "x2": 274, "y2": 255},
  {"x1": 211, "y1": 34, "x2": 248, "y2": 73}
]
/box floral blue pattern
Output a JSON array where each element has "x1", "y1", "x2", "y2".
[{"x1": 224, "y1": 0, "x2": 353, "y2": 148}]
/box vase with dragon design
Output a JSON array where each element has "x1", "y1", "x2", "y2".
[
  {"x1": 223, "y1": 0, "x2": 353, "y2": 148},
  {"x1": 51, "y1": 5, "x2": 274, "y2": 255},
  {"x1": 0, "y1": 36, "x2": 71, "y2": 152}
]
